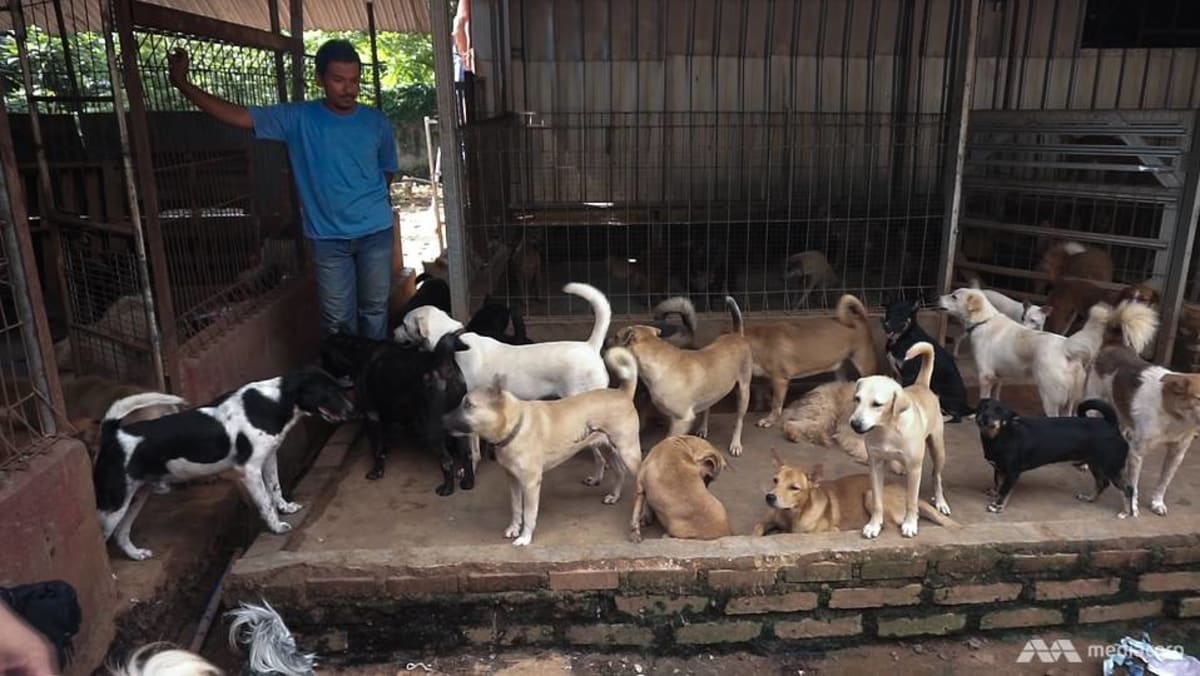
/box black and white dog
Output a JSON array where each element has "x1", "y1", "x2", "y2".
[
  {"x1": 882, "y1": 297, "x2": 973, "y2": 422},
  {"x1": 320, "y1": 330, "x2": 475, "y2": 492},
  {"x1": 465, "y1": 296, "x2": 534, "y2": 345},
  {"x1": 93, "y1": 369, "x2": 353, "y2": 560}
]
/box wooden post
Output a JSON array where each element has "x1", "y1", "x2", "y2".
[
  {"x1": 269, "y1": 0, "x2": 288, "y2": 102},
  {"x1": 429, "y1": 0, "x2": 469, "y2": 318},
  {"x1": 290, "y1": 0, "x2": 305, "y2": 103},
  {"x1": 367, "y1": 0, "x2": 383, "y2": 109},
  {"x1": 1157, "y1": 107, "x2": 1200, "y2": 365}
]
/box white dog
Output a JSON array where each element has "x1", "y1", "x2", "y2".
[
  {"x1": 940, "y1": 288, "x2": 1090, "y2": 416},
  {"x1": 953, "y1": 283, "x2": 1047, "y2": 357}
]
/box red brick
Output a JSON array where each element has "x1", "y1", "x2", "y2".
[
  {"x1": 1179, "y1": 597, "x2": 1200, "y2": 618},
  {"x1": 725, "y1": 591, "x2": 818, "y2": 615},
  {"x1": 936, "y1": 551, "x2": 1005, "y2": 576},
  {"x1": 307, "y1": 576, "x2": 381, "y2": 598},
  {"x1": 783, "y1": 562, "x2": 853, "y2": 583},
  {"x1": 1079, "y1": 600, "x2": 1163, "y2": 624},
  {"x1": 1034, "y1": 578, "x2": 1119, "y2": 601},
  {"x1": 1011, "y1": 553, "x2": 1080, "y2": 573},
  {"x1": 829, "y1": 584, "x2": 922, "y2": 609},
  {"x1": 860, "y1": 559, "x2": 927, "y2": 580},
  {"x1": 877, "y1": 613, "x2": 966, "y2": 637},
  {"x1": 675, "y1": 621, "x2": 762, "y2": 644},
  {"x1": 933, "y1": 582, "x2": 1022, "y2": 605},
  {"x1": 623, "y1": 568, "x2": 697, "y2": 591},
  {"x1": 385, "y1": 575, "x2": 459, "y2": 596},
  {"x1": 1090, "y1": 549, "x2": 1150, "y2": 570},
  {"x1": 980, "y1": 607, "x2": 1064, "y2": 630},
  {"x1": 615, "y1": 594, "x2": 709, "y2": 616},
  {"x1": 1162, "y1": 545, "x2": 1200, "y2": 565},
  {"x1": 707, "y1": 569, "x2": 778, "y2": 591},
  {"x1": 549, "y1": 569, "x2": 620, "y2": 591},
  {"x1": 566, "y1": 624, "x2": 654, "y2": 647},
  {"x1": 775, "y1": 616, "x2": 863, "y2": 639},
  {"x1": 1139, "y1": 571, "x2": 1200, "y2": 593},
  {"x1": 461, "y1": 572, "x2": 545, "y2": 593}
]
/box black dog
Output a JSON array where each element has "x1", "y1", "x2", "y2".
[
  {"x1": 320, "y1": 330, "x2": 473, "y2": 494},
  {"x1": 974, "y1": 398, "x2": 1128, "y2": 512},
  {"x1": 466, "y1": 296, "x2": 533, "y2": 345},
  {"x1": 389, "y1": 273, "x2": 452, "y2": 332},
  {"x1": 881, "y1": 297, "x2": 973, "y2": 422}
]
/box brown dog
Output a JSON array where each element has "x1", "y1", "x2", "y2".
[
  {"x1": 630, "y1": 435, "x2": 731, "y2": 542},
  {"x1": 64, "y1": 374, "x2": 185, "y2": 454},
  {"x1": 753, "y1": 451, "x2": 957, "y2": 535},
  {"x1": 1044, "y1": 279, "x2": 1160, "y2": 335},
  {"x1": 744, "y1": 294, "x2": 878, "y2": 429},
  {"x1": 1040, "y1": 240, "x2": 1114, "y2": 292},
  {"x1": 614, "y1": 296, "x2": 752, "y2": 456}
]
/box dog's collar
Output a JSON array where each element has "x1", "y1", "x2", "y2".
[
  {"x1": 965, "y1": 317, "x2": 993, "y2": 335},
  {"x1": 493, "y1": 415, "x2": 525, "y2": 449}
]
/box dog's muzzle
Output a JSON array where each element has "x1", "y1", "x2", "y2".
[
  {"x1": 442, "y1": 410, "x2": 471, "y2": 436},
  {"x1": 850, "y1": 418, "x2": 869, "y2": 434},
  {"x1": 765, "y1": 493, "x2": 777, "y2": 507}
]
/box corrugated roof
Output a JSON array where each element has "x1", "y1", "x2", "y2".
[{"x1": 5, "y1": 0, "x2": 430, "y2": 34}]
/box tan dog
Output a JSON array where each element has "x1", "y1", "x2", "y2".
[
  {"x1": 753, "y1": 452, "x2": 958, "y2": 535},
  {"x1": 850, "y1": 342, "x2": 951, "y2": 538},
  {"x1": 442, "y1": 347, "x2": 642, "y2": 546},
  {"x1": 64, "y1": 375, "x2": 185, "y2": 453},
  {"x1": 630, "y1": 435, "x2": 731, "y2": 542},
  {"x1": 614, "y1": 296, "x2": 752, "y2": 456},
  {"x1": 780, "y1": 380, "x2": 906, "y2": 476},
  {"x1": 744, "y1": 294, "x2": 878, "y2": 429}
]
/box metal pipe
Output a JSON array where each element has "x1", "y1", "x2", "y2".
[{"x1": 936, "y1": 0, "x2": 980, "y2": 300}]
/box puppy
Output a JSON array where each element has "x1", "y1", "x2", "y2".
[
  {"x1": 881, "y1": 298, "x2": 972, "y2": 422},
  {"x1": 785, "y1": 250, "x2": 839, "y2": 310},
  {"x1": 629, "y1": 435, "x2": 731, "y2": 542},
  {"x1": 1086, "y1": 301, "x2": 1197, "y2": 518},
  {"x1": 388, "y1": 272, "x2": 451, "y2": 332},
  {"x1": 465, "y1": 296, "x2": 533, "y2": 345},
  {"x1": 850, "y1": 342, "x2": 951, "y2": 538},
  {"x1": 94, "y1": 369, "x2": 354, "y2": 560},
  {"x1": 443, "y1": 348, "x2": 642, "y2": 546},
  {"x1": 614, "y1": 296, "x2": 752, "y2": 456},
  {"x1": 975, "y1": 398, "x2": 1129, "y2": 512},
  {"x1": 744, "y1": 294, "x2": 878, "y2": 428},
  {"x1": 940, "y1": 288, "x2": 1091, "y2": 416},
  {"x1": 753, "y1": 451, "x2": 957, "y2": 535},
  {"x1": 320, "y1": 331, "x2": 473, "y2": 492}
]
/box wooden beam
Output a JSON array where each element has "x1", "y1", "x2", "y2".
[
  {"x1": 429, "y1": 0, "x2": 470, "y2": 318},
  {"x1": 367, "y1": 0, "x2": 383, "y2": 109},
  {"x1": 269, "y1": 0, "x2": 288, "y2": 102},
  {"x1": 131, "y1": 1, "x2": 299, "y2": 54},
  {"x1": 290, "y1": 0, "x2": 306, "y2": 103}
]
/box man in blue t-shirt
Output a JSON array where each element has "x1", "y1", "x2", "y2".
[{"x1": 168, "y1": 40, "x2": 399, "y2": 340}]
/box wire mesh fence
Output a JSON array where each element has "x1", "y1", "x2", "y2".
[{"x1": 0, "y1": 243, "x2": 55, "y2": 470}]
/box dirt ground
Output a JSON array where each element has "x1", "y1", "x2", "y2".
[{"x1": 314, "y1": 619, "x2": 1200, "y2": 675}]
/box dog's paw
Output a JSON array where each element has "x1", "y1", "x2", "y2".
[
  {"x1": 1151, "y1": 501, "x2": 1168, "y2": 516},
  {"x1": 512, "y1": 533, "x2": 532, "y2": 547},
  {"x1": 1118, "y1": 509, "x2": 1136, "y2": 519},
  {"x1": 126, "y1": 547, "x2": 154, "y2": 561},
  {"x1": 695, "y1": 428, "x2": 709, "y2": 439},
  {"x1": 582, "y1": 475, "x2": 601, "y2": 487},
  {"x1": 933, "y1": 498, "x2": 952, "y2": 516},
  {"x1": 861, "y1": 522, "x2": 883, "y2": 539},
  {"x1": 435, "y1": 483, "x2": 454, "y2": 497},
  {"x1": 728, "y1": 442, "x2": 743, "y2": 457},
  {"x1": 504, "y1": 524, "x2": 522, "y2": 538},
  {"x1": 900, "y1": 520, "x2": 919, "y2": 538},
  {"x1": 152, "y1": 481, "x2": 171, "y2": 495},
  {"x1": 277, "y1": 501, "x2": 303, "y2": 514},
  {"x1": 603, "y1": 493, "x2": 619, "y2": 505},
  {"x1": 269, "y1": 521, "x2": 293, "y2": 535},
  {"x1": 755, "y1": 416, "x2": 776, "y2": 429},
  {"x1": 1074, "y1": 492, "x2": 1095, "y2": 503},
  {"x1": 365, "y1": 468, "x2": 383, "y2": 481},
  {"x1": 986, "y1": 502, "x2": 1004, "y2": 513},
  {"x1": 629, "y1": 530, "x2": 643, "y2": 544}
]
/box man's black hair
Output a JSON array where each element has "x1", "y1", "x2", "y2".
[{"x1": 315, "y1": 39, "x2": 362, "y2": 76}]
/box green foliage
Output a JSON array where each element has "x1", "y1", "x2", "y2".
[{"x1": 304, "y1": 30, "x2": 436, "y2": 125}]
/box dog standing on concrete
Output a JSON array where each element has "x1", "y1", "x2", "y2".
[
  {"x1": 614, "y1": 296, "x2": 752, "y2": 456},
  {"x1": 850, "y1": 342, "x2": 952, "y2": 539},
  {"x1": 881, "y1": 298, "x2": 973, "y2": 422},
  {"x1": 443, "y1": 348, "x2": 642, "y2": 546},
  {"x1": 629, "y1": 435, "x2": 731, "y2": 542}
]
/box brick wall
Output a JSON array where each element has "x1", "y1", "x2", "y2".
[{"x1": 231, "y1": 536, "x2": 1200, "y2": 658}]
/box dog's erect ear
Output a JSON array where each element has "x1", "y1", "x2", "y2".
[
  {"x1": 771, "y1": 447, "x2": 785, "y2": 470},
  {"x1": 415, "y1": 312, "x2": 430, "y2": 339},
  {"x1": 1162, "y1": 374, "x2": 1190, "y2": 396},
  {"x1": 965, "y1": 293, "x2": 982, "y2": 315},
  {"x1": 808, "y1": 463, "x2": 824, "y2": 486},
  {"x1": 649, "y1": 326, "x2": 662, "y2": 338},
  {"x1": 1041, "y1": 305, "x2": 1053, "y2": 316},
  {"x1": 618, "y1": 328, "x2": 634, "y2": 346},
  {"x1": 490, "y1": 374, "x2": 506, "y2": 394},
  {"x1": 453, "y1": 334, "x2": 470, "y2": 352},
  {"x1": 890, "y1": 391, "x2": 911, "y2": 417}
]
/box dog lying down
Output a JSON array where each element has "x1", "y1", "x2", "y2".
[
  {"x1": 443, "y1": 347, "x2": 642, "y2": 547},
  {"x1": 974, "y1": 398, "x2": 1128, "y2": 513},
  {"x1": 93, "y1": 369, "x2": 353, "y2": 560},
  {"x1": 753, "y1": 451, "x2": 959, "y2": 535},
  {"x1": 630, "y1": 435, "x2": 731, "y2": 542}
]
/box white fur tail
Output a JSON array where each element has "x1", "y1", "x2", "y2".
[
  {"x1": 227, "y1": 600, "x2": 315, "y2": 676},
  {"x1": 605, "y1": 346, "x2": 639, "y2": 398},
  {"x1": 652, "y1": 296, "x2": 697, "y2": 336},
  {"x1": 564, "y1": 282, "x2": 612, "y2": 353},
  {"x1": 903, "y1": 342, "x2": 935, "y2": 388},
  {"x1": 107, "y1": 644, "x2": 222, "y2": 676},
  {"x1": 1064, "y1": 303, "x2": 1113, "y2": 364},
  {"x1": 103, "y1": 392, "x2": 187, "y2": 424},
  {"x1": 1109, "y1": 300, "x2": 1160, "y2": 353}
]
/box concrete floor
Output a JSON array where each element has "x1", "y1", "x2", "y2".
[{"x1": 293, "y1": 411, "x2": 1200, "y2": 552}]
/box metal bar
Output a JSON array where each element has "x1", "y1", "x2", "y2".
[
  {"x1": 430, "y1": 0, "x2": 469, "y2": 319},
  {"x1": 959, "y1": 217, "x2": 1168, "y2": 250},
  {"x1": 1039, "y1": 0, "x2": 1060, "y2": 110},
  {"x1": 130, "y1": 1, "x2": 297, "y2": 54},
  {"x1": 0, "y1": 95, "x2": 63, "y2": 433},
  {"x1": 937, "y1": 0, "x2": 979, "y2": 298},
  {"x1": 968, "y1": 158, "x2": 1174, "y2": 174},
  {"x1": 961, "y1": 178, "x2": 1178, "y2": 203},
  {"x1": 1157, "y1": 108, "x2": 1200, "y2": 364},
  {"x1": 290, "y1": 0, "x2": 305, "y2": 103},
  {"x1": 965, "y1": 143, "x2": 1183, "y2": 158},
  {"x1": 367, "y1": 0, "x2": 383, "y2": 108},
  {"x1": 49, "y1": 0, "x2": 85, "y2": 121},
  {"x1": 112, "y1": 0, "x2": 170, "y2": 391},
  {"x1": 269, "y1": 0, "x2": 288, "y2": 102}
]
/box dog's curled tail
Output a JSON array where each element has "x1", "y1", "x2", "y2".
[
  {"x1": 107, "y1": 644, "x2": 222, "y2": 676},
  {"x1": 1105, "y1": 300, "x2": 1159, "y2": 353},
  {"x1": 903, "y1": 341, "x2": 936, "y2": 389},
  {"x1": 686, "y1": 437, "x2": 728, "y2": 481},
  {"x1": 653, "y1": 296, "x2": 697, "y2": 337},
  {"x1": 227, "y1": 599, "x2": 316, "y2": 676},
  {"x1": 1076, "y1": 398, "x2": 1120, "y2": 428},
  {"x1": 605, "y1": 346, "x2": 639, "y2": 398},
  {"x1": 102, "y1": 392, "x2": 187, "y2": 427},
  {"x1": 834, "y1": 294, "x2": 870, "y2": 328},
  {"x1": 724, "y1": 296, "x2": 744, "y2": 335},
  {"x1": 564, "y1": 282, "x2": 612, "y2": 353},
  {"x1": 1064, "y1": 303, "x2": 1114, "y2": 364},
  {"x1": 918, "y1": 502, "x2": 962, "y2": 528}
]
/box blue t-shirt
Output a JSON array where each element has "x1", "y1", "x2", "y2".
[{"x1": 249, "y1": 101, "x2": 399, "y2": 240}]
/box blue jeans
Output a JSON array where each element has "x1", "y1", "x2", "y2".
[{"x1": 310, "y1": 227, "x2": 393, "y2": 340}]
